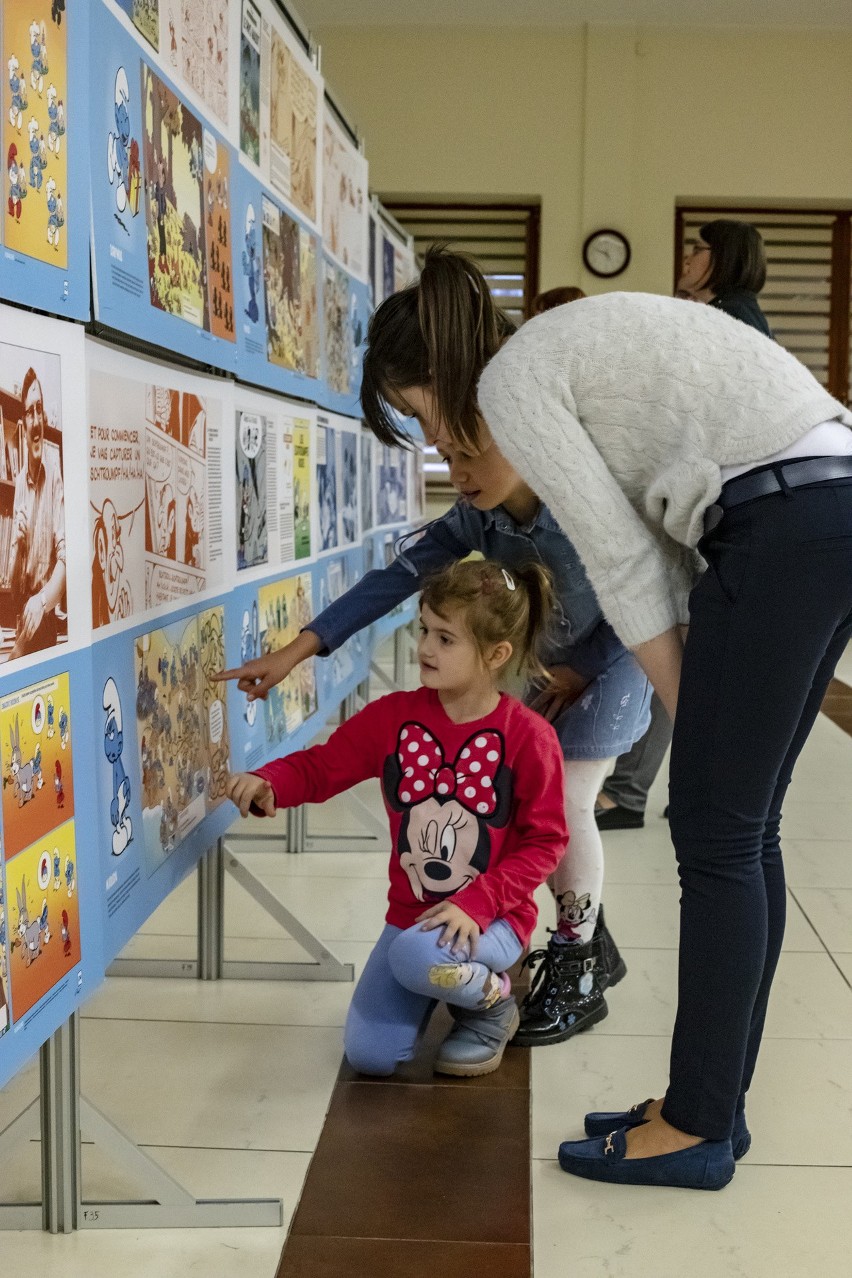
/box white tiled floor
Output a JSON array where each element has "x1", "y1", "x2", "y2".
[{"x1": 1, "y1": 663, "x2": 851, "y2": 1273}]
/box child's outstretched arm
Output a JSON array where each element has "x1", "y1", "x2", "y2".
[
  {"x1": 227, "y1": 772, "x2": 276, "y2": 818},
  {"x1": 236, "y1": 693, "x2": 402, "y2": 815},
  {"x1": 215, "y1": 517, "x2": 469, "y2": 701}
]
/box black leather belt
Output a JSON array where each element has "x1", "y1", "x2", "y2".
[{"x1": 704, "y1": 454, "x2": 852, "y2": 533}]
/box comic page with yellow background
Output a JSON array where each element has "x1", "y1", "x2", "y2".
[{"x1": 3, "y1": 2, "x2": 68, "y2": 267}]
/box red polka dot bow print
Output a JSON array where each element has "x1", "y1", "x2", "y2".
[{"x1": 395, "y1": 723, "x2": 504, "y2": 816}]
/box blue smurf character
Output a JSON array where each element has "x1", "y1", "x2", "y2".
[
  {"x1": 103, "y1": 678, "x2": 132, "y2": 856},
  {"x1": 46, "y1": 176, "x2": 63, "y2": 251},
  {"x1": 107, "y1": 66, "x2": 131, "y2": 214},
  {"x1": 39, "y1": 898, "x2": 50, "y2": 944},
  {"x1": 242, "y1": 203, "x2": 260, "y2": 323},
  {"x1": 27, "y1": 118, "x2": 45, "y2": 190},
  {"x1": 47, "y1": 694, "x2": 55, "y2": 738},
  {"x1": 29, "y1": 21, "x2": 48, "y2": 98},
  {"x1": 8, "y1": 56, "x2": 27, "y2": 133},
  {"x1": 32, "y1": 742, "x2": 43, "y2": 790},
  {"x1": 59, "y1": 706, "x2": 68, "y2": 749},
  {"x1": 53, "y1": 848, "x2": 61, "y2": 890},
  {"x1": 64, "y1": 855, "x2": 75, "y2": 896},
  {"x1": 46, "y1": 84, "x2": 64, "y2": 154}
]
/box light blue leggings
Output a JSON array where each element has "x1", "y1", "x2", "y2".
[{"x1": 344, "y1": 919, "x2": 523, "y2": 1077}]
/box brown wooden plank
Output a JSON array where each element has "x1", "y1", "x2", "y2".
[{"x1": 279, "y1": 1238, "x2": 530, "y2": 1278}]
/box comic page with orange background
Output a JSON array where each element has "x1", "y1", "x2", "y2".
[
  {"x1": 3, "y1": 1, "x2": 68, "y2": 268},
  {"x1": 203, "y1": 134, "x2": 235, "y2": 343},
  {"x1": 0, "y1": 672, "x2": 74, "y2": 863},
  {"x1": 5, "y1": 817, "x2": 80, "y2": 1021}
]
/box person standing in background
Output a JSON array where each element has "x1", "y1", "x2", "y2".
[
  {"x1": 532, "y1": 286, "x2": 587, "y2": 314},
  {"x1": 596, "y1": 219, "x2": 773, "y2": 831}
]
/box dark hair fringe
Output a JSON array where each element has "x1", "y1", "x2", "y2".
[{"x1": 360, "y1": 246, "x2": 515, "y2": 452}]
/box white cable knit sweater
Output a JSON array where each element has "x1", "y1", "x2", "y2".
[{"x1": 477, "y1": 291, "x2": 852, "y2": 648}]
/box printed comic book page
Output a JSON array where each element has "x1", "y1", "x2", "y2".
[
  {"x1": 3, "y1": 2, "x2": 69, "y2": 269},
  {"x1": 243, "y1": 0, "x2": 320, "y2": 228},
  {"x1": 134, "y1": 605, "x2": 230, "y2": 872},
  {"x1": 322, "y1": 111, "x2": 368, "y2": 282},
  {"x1": 88, "y1": 345, "x2": 227, "y2": 631},
  {"x1": 0, "y1": 671, "x2": 81, "y2": 1026}
]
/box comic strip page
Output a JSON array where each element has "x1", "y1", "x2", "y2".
[
  {"x1": 322, "y1": 112, "x2": 368, "y2": 281},
  {"x1": 0, "y1": 672, "x2": 80, "y2": 1023},
  {"x1": 258, "y1": 572, "x2": 316, "y2": 742},
  {"x1": 3, "y1": 1, "x2": 69, "y2": 269},
  {"x1": 88, "y1": 345, "x2": 227, "y2": 630},
  {"x1": 240, "y1": 0, "x2": 321, "y2": 228},
  {"x1": 134, "y1": 605, "x2": 230, "y2": 871}
]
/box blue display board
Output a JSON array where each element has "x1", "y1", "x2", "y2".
[
  {"x1": 233, "y1": 160, "x2": 325, "y2": 403},
  {"x1": 89, "y1": 0, "x2": 238, "y2": 371},
  {"x1": 1, "y1": 0, "x2": 90, "y2": 319}
]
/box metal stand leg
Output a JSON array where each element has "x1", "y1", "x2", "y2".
[
  {"x1": 0, "y1": 1097, "x2": 43, "y2": 1229},
  {"x1": 0, "y1": 1013, "x2": 283, "y2": 1231},
  {"x1": 220, "y1": 842, "x2": 353, "y2": 983}
]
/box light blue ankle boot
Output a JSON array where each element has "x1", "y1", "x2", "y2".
[{"x1": 434, "y1": 996, "x2": 520, "y2": 1077}]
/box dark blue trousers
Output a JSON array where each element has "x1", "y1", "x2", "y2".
[{"x1": 663, "y1": 476, "x2": 852, "y2": 1141}]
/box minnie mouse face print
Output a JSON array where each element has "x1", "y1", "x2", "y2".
[{"x1": 383, "y1": 723, "x2": 513, "y2": 902}]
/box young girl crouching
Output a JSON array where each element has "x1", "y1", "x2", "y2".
[{"x1": 227, "y1": 560, "x2": 569, "y2": 1078}]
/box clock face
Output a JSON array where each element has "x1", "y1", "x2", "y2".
[{"x1": 583, "y1": 230, "x2": 631, "y2": 278}]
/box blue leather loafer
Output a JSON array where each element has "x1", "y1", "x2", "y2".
[
  {"x1": 558, "y1": 1127, "x2": 736, "y2": 1190},
  {"x1": 583, "y1": 1100, "x2": 752, "y2": 1160}
]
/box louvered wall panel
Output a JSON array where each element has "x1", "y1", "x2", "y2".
[{"x1": 679, "y1": 209, "x2": 850, "y2": 395}]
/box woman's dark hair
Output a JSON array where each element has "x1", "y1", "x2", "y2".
[
  {"x1": 360, "y1": 245, "x2": 515, "y2": 452},
  {"x1": 532, "y1": 285, "x2": 586, "y2": 314},
  {"x1": 699, "y1": 219, "x2": 767, "y2": 296}
]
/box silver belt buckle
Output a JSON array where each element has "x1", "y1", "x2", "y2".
[{"x1": 704, "y1": 503, "x2": 724, "y2": 535}]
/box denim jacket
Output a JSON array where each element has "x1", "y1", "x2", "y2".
[{"x1": 309, "y1": 499, "x2": 629, "y2": 681}]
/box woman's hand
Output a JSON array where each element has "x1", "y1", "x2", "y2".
[
  {"x1": 527, "y1": 665, "x2": 590, "y2": 724},
  {"x1": 417, "y1": 902, "x2": 481, "y2": 956},
  {"x1": 214, "y1": 630, "x2": 321, "y2": 701},
  {"x1": 226, "y1": 772, "x2": 276, "y2": 818}
]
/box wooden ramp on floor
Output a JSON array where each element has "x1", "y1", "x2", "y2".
[{"x1": 276, "y1": 1003, "x2": 532, "y2": 1278}]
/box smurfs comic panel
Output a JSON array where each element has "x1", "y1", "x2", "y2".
[
  {"x1": 141, "y1": 64, "x2": 206, "y2": 330},
  {"x1": 4, "y1": 816, "x2": 79, "y2": 1022},
  {"x1": 261, "y1": 195, "x2": 303, "y2": 374},
  {"x1": 316, "y1": 418, "x2": 338, "y2": 553},
  {"x1": 0, "y1": 671, "x2": 73, "y2": 864},
  {"x1": 164, "y1": 1, "x2": 230, "y2": 134},
  {"x1": 116, "y1": 0, "x2": 159, "y2": 52},
  {"x1": 238, "y1": 0, "x2": 260, "y2": 166},
  {"x1": 4, "y1": 1, "x2": 69, "y2": 268},
  {"x1": 340, "y1": 428, "x2": 357, "y2": 546},
  {"x1": 258, "y1": 572, "x2": 315, "y2": 743},
  {"x1": 0, "y1": 867, "x2": 9, "y2": 1036},
  {"x1": 135, "y1": 608, "x2": 230, "y2": 871},
  {"x1": 322, "y1": 258, "x2": 353, "y2": 397},
  {"x1": 89, "y1": 359, "x2": 224, "y2": 630},
  {"x1": 235, "y1": 409, "x2": 268, "y2": 570},
  {"x1": 292, "y1": 414, "x2": 311, "y2": 560},
  {"x1": 321, "y1": 113, "x2": 368, "y2": 283},
  {"x1": 202, "y1": 132, "x2": 235, "y2": 343}
]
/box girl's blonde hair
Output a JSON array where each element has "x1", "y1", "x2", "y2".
[{"x1": 420, "y1": 559, "x2": 554, "y2": 684}]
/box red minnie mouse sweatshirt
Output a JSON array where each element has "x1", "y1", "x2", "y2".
[{"x1": 254, "y1": 687, "x2": 568, "y2": 947}]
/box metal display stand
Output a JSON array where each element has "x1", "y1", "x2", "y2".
[{"x1": 0, "y1": 1014, "x2": 282, "y2": 1231}]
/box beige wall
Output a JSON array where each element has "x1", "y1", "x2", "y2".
[{"x1": 316, "y1": 22, "x2": 852, "y2": 296}]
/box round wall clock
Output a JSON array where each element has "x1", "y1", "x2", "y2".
[{"x1": 582, "y1": 229, "x2": 631, "y2": 278}]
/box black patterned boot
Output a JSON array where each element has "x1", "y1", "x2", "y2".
[{"x1": 513, "y1": 937, "x2": 607, "y2": 1047}]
